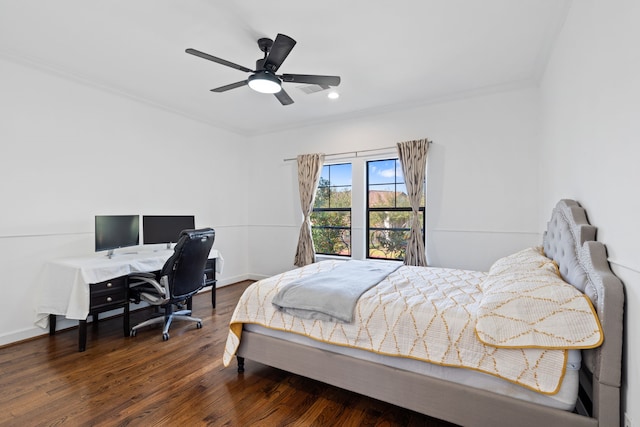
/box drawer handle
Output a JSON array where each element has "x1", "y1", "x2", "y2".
[
  {"x1": 106, "y1": 282, "x2": 113, "y2": 288},
  {"x1": 106, "y1": 297, "x2": 112, "y2": 302}
]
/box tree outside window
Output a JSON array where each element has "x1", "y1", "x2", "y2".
[
  {"x1": 367, "y1": 159, "x2": 425, "y2": 260},
  {"x1": 311, "y1": 163, "x2": 352, "y2": 256}
]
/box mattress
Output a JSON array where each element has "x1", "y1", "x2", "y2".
[
  {"x1": 226, "y1": 260, "x2": 577, "y2": 394},
  {"x1": 244, "y1": 323, "x2": 580, "y2": 411}
]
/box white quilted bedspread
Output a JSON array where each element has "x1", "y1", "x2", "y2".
[{"x1": 223, "y1": 260, "x2": 569, "y2": 394}]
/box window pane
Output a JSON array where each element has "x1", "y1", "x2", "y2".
[
  {"x1": 368, "y1": 211, "x2": 424, "y2": 260},
  {"x1": 369, "y1": 211, "x2": 413, "y2": 229},
  {"x1": 368, "y1": 184, "x2": 395, "y2": 208},
  {"x1": 396, "y1": 184, "x2": 411, "y2": 208},
  {"x1": 314, "y1": 186, "x2": 330, "y2": 208},
  {"x1": 368, "y1": 229, "x2": 408, "y2": 260},
  {"x1": 331, "y1": 187, "x2": 352, "y2": 208},
  {"x1": 319, "y1": 165, "x2": 330, "y2": 184},
  {"x1": 312, "y1": 210, "x2": 351, "y2": 256},
  {"x1": 368, "y1": 185, "x2": 412, "y2": 208},
  {"x1": 313, "y1": 228, "x2": 351, "y2": 256},
  {"x1": 329, "y1": 163, "x2": 352, "y2": 186},
  {"x1": 312, "y1": 211, "x2": 351, "y2": 228},
  {"x1": 395, "y1": 159, "x2": 405, "y2": 184},
  {"x1": 368, "y1": 159, "x2": 397, "y2": 185}
]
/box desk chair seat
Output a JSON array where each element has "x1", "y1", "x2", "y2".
[{"x1": 128, "y1": 228, "x2": 215, "y2": 341}]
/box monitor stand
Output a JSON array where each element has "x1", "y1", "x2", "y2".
[{"x1": 105, "y1": 248, "x2": 137, "y2": 258}]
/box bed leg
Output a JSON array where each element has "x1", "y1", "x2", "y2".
[{"x1": 237, "y1": 356, "x2": 245, "y2": 373}]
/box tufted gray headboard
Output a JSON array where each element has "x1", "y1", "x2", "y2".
[
  {"x1": 542, "y1": 199, "x2": 624, "y2": 424},
  {"x1": 543, "y1": 200, "x2": 596, "y2": 295}
]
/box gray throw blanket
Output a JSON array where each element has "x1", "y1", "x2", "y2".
[{"x1": 272, "y1": 260, "x2": 401, "y2": 323}]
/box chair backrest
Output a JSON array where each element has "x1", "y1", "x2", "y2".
[{"x1": 161, "y1": 228, "x2": 215, "y2": 300}]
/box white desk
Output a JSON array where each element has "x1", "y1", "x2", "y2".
[{"x1": 35, "y1": 247, "x2": 222, "y2": 351}]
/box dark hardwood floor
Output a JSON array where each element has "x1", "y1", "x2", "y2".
[{"x1": 0, "y1": 281, "x2": 459, "y2": 426}]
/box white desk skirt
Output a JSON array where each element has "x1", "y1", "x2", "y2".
[{"x1": 35, "y1": 248, "x2": 222, "y2": 328}]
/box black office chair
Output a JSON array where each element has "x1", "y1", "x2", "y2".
[{"x1": 128, "y1": 228, "x2": 215, "y2": 341}]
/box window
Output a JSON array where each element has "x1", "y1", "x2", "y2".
[
  {"x1": 367, "y1": 159, "x2": 425, "y2": 260},
  {"x1": 311, "y1": 163, "x2": 352, "y2": 256}
]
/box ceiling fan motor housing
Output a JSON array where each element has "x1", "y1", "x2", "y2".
[{"x1": 257, "y1": 38, "x2": 274, "y2": 54}]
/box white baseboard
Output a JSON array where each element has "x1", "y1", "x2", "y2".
[
  {"x1": 216, "y1": 273, "x2": 268, "y2": 286},
  {"x1": 0, "y1": 326, "x2": 50, "y2": 348}
]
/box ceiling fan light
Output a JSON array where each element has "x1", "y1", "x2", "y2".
[{"x1": 248, "y1": 72, "x2": 282, "y2": 94}]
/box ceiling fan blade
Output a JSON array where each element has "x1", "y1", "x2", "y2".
[
  {"x1": 186, "y1": 48, "x2": 253, "y2": 73},
  {"x1": 280, "y1": 74, "x2": 341, "y2": 86},
  {"x1": 211, "y1": 80, "x2": 248, "y2": 93},
  {"x1": 274, "y1": 88, "x2": 294, "y2": 106},
  {"x1": 264, "y1": 34, "x2": 296, "y2": 72}
]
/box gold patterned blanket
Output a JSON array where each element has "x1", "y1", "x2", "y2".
[{"x1": 223, "y1": 260, "x2": 569, "y2": 394}]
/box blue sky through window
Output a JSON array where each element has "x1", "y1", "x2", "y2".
[
  {"x1": 321, "y1": 163, "x2": 352, "y2": 186},
  {"x1": 368, "y1": 159, "x2": 404, "y2": 185},
  {"x1": 320, "y1": 159, "x2": 408, "y2": 188}
]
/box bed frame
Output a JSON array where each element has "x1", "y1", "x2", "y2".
[{"x1": 235, "y1": 200, "x2": 624, "y2": 427}]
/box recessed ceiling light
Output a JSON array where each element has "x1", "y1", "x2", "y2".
[{"x1": 327, "y1": 91, "x2": 340, "y2": 100}]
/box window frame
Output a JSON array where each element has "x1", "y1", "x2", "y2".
[
  {"x1": 311, "y1": 162, "x2": 352, "y2": 257},
  {"x1": 365, "y1": 158, "x2": 425, "y2": 261}
]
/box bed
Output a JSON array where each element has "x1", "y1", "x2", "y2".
[{"x1": 224, "y1": 200, "x2": 624, "y2": 427}]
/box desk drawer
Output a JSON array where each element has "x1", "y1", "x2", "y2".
[{"x1": 90, "y1": 276, "x2": 127, "y2": 310}]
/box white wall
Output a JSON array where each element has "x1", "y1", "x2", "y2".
[
  {"x1": 0, "y1": 58, "x2": 250, "y2": 345},
  {"x1": 246, "y1": 87, "x2": 542, "y2": 278},
  {"x1": 539, "y1": 0, "x2": 639, "y2": 424}
]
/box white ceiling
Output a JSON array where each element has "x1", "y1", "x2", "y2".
[{"x1": 0, "y1": 0, "x2": 570, "y2": 136}]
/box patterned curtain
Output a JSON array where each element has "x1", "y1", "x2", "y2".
[
  {"x1": 397, "y1": 139, "x2": 430, "y2": 266},
  {"x1": 294, "y1": 153, "x2": 325, "y2": 267}
]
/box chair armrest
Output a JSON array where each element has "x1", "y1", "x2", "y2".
[{"x1": 128, "y1": 273, "x2": 166, "y2": 297}]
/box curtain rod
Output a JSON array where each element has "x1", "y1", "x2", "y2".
[{"x1": 283, "y1": 142, "x2": 431, "y2": 162}]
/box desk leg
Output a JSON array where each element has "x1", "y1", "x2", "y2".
[
  {"x1": 49, "y1": 314, "x2": 57, "y2": 335},
  {"x1": 209, "y1": 258, "x2": 216, "y2": 308},
  {"x1": 79, "y1": 320, "x2": 87, "y2": 352},
  {"x1": 124, "y1": 303, "x2": 130, "y2": 337}
]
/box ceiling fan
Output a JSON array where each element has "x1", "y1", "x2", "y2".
[{"x1": 186, "y1": 34, "x2": 341, "y2": 106}]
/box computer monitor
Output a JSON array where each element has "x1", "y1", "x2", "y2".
[
  {"x1": 95, "y1": 215, "x2": 140, "y2": 258},
  {"x1": 143, "y1": 215, "x2": 195, "y2": 248}
]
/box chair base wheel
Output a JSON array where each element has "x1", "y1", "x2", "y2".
[
  {"x1": 196, "y1": 321, "x2": 202, "y2": 329},
  {"x1": 162, "y1": 332, "x2": 169, "y2": 341},
  {"x1": 130, "y1": 329, "x2": 137, "y2": 337}
]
